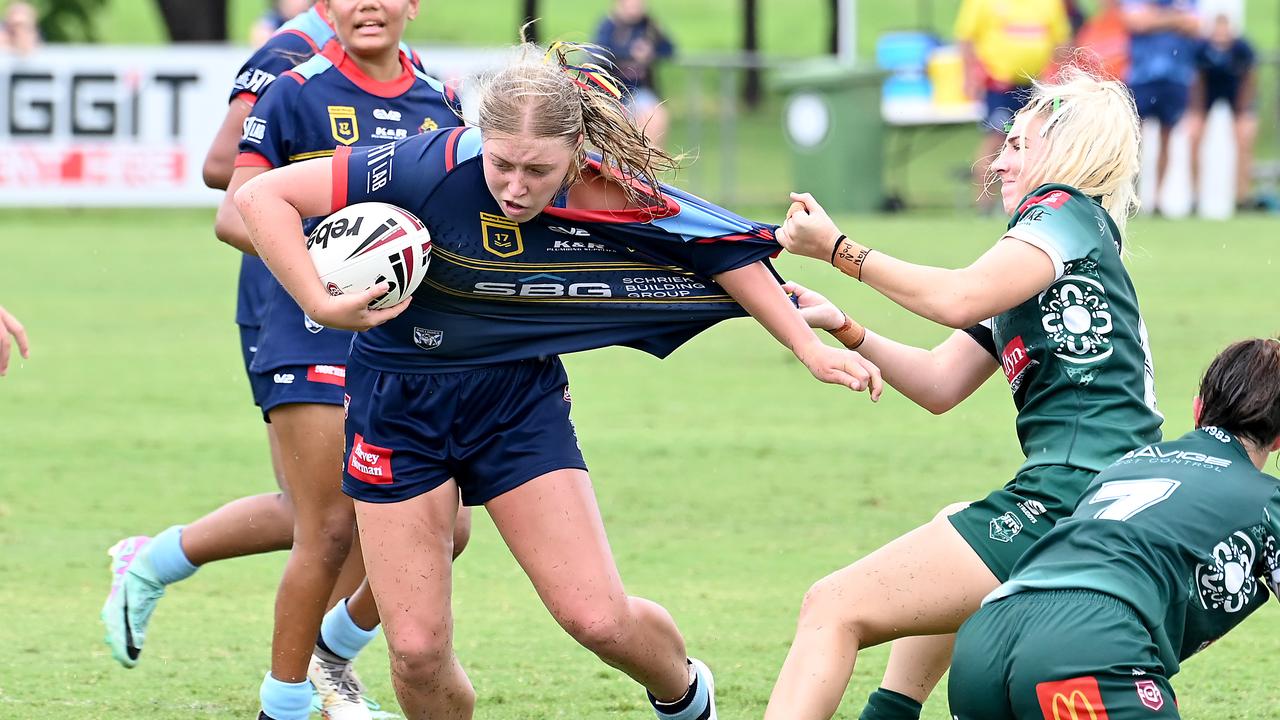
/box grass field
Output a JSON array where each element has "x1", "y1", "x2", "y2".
[{"x1": 1, "y1": 207, "x2": 1277, "y2": 718}]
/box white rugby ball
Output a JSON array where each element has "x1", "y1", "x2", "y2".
[{"x1": 306, "y1": 202, "x2": 431, "y2": 310}]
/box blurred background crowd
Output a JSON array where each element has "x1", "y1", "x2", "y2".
[{"x1": 0, "y1": 0, "x2": 1276, "y2": 217}]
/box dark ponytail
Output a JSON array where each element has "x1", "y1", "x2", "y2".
[{"x1": 1197, "y1": 337, "x2": 1280, "y2": 448}]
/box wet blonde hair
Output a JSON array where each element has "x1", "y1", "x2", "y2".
[
  {"x1": 1014, "y1": 66, "x2": 1141, "y2": 233},
  {"x1": 470, "y1": 39, "x2": 679, "y2": 207}
]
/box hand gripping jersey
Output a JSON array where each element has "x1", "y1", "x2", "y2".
[
  {"x1": 963, "y1": 184, "x2": 1162, "y2": 474},
  {"x1": 989, "y1": 428, "x2": 1280, "y2": 677},
  {"x1": 237, "y1": 43, "x2": 460, "y2": 372},
  {"x1": 332, "y1": 127, "x2": 782, "y2": 373},
  {"x1": 228, "y1": 5, "x2": 335, "y2": 330}
]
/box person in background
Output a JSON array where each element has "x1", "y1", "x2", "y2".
[
  {"x1": 0, "y1": 305, "x2": 30, "y2": 376},
  {"x1": 1, "y1": 1, "x2": 41, "y2": 56},
  {"x1": 594, "y1": 0, "x2": 675, "y2": 148},
  {"x1": 1186, "y1": 13, "x2": 1259, "y2": 211},
  {"x1": 250, "y1": 0, "x2": 313, "y2": 47},
  {"x1": 954, "y1": 0, "x2": 1071, "y2": 212},
  {"x1": 1121, "y1": 0, "x2": 1200, "y2": 208}
]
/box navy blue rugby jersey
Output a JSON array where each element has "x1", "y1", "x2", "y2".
[
  {"x1": 227, "y1": 4, "x2": 428, "y2": 328},
  {"x1": 228, "y1": 5, "x2": 334, "y2": 330},
  {"x1": 330, "y1": 127, "x2": 783, "y2": 373},
  {"x1": 237, "y1": 43, "x2": 460, "y2": 372}
]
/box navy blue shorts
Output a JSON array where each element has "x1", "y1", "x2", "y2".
[
  {"x1": 342, "y1": 357, "x2": 587, "y2": 506},
  {"x1": 238, "y1": 325, "x2": 275, "y2": 410},
  {"x1": 255, "y1": 363, "x2": 347, "y2": 421},
  {"x1": 1203, "y1": 83, "x2": 1255, "y2": 115},
  {"x1": 984, "y1": 87, "x2": 1030, "y2": 133},
  {"x1": 1131, "y1": 80, "x2": 1190, "y2": 127}
]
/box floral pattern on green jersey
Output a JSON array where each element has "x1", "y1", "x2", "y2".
[
  {"x1": 1038, "y1": 258, "x2": 1113, "y2": 386},
  {"x1": 1195, "y1": 530, "x2": 1259, "y2": 613}
]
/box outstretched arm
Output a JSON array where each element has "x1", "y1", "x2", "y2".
[
  {"x1": 713, "y1": 262, "x2": 883, "y2": 400},
  {"x1": 777, "y1": 192, "x2": 1055, "y2": 328},
  {"x1": 786, "y1": 281, "x2": 997, "y2": 413}
]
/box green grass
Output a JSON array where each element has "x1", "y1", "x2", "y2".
[{"x1": 1, "y1": 208, "x2": 1277, "y2": 718}]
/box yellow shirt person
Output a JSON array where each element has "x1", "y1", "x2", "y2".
[{"x1": 956, "y1": 0, "x2": 1071, "y2": 89}]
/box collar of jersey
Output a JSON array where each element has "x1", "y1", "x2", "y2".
[
  {"x1": 541, "y1": 157, "x2": 679, "y2": 224},
  {"x1": 319, "y1": 41, "x2": 416, "y2": 99}
]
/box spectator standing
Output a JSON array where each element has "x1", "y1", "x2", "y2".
[
  {"x1": 594, "y1": 0, "x2": 675, "y2": 148},
  {"x1": 954, "y1": 0, "x2": 1071, "y2": 211},
  {"x1": 1186, "y1": 12, "x2": 1258, "y2": 211},
  {"x1": 1121, "y1": 0, "x2": 1200, "y2": 207},
  {"x1": 1, "y1": 1, "x2": 41, "y2": 56}
]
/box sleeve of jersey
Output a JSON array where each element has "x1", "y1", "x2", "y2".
[
  {"x1": 1003, "y1": 189, "x2": 1098, "y2": 281},
  {"x1": 961, "y1": 319, "x2": 999, "y2": 360},
  {"x1": 236, "y1": 77, "x2": 299, "y2": 169},
  {"x1": 228, "y1": 33, "x2": 314, "y2": 104},
  {"x1": 646, "y1": 191, "x2": 782, "y2": 277},
  {"x1": 333, "y1": 130, "x2": 450, "y2": 214}
]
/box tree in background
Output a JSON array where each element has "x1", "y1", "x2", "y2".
[{"x1": 33, "y1": 0, "x2": 108, "y2": 42}]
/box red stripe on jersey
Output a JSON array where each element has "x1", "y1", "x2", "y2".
[
  {"x1": 320, "y1": 42, "x2": 416, "y2": 98},
  {"x1": 235, "y1": 152, "x2": 273, "y2": 168},
  {"x1": 331, "y1": 146, "x2": 352, "y2": 213},
  {"x1": 281, "y1": 70, "x2": 306, "y2": 86},
  {"x1": 695, "y1": 231, "x2": 771, "y2": 244},
  {"x1": 444, "y1": 127, "x2": 465, "y2": 172},
  {"x1": 231, "y1": 91, "x2": 259, "y2": 106},
  {"x1": 1017, "y1": 189, "x2": 1070, "y2": 214},
  {"x1": 542, "y1": 157, "x2": 679, "y2": 223}
]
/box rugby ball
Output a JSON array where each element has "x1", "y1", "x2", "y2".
[{"x1": 306, "y1": 202, "x2": 431, "y2": 310}]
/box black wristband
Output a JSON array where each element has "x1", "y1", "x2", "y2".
[{"x1": 829, "y1": 234, "x2": 848, "y2": 265}]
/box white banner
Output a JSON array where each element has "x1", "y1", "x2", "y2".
[{"x1": 0, "y1": 44, "x2": 503, "y2": 207}]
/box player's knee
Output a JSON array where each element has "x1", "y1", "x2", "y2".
[
  {"x1": 557, "y1": 606, "x2": 630, "y2": 656},
  {"x1": 297, "y1": 513, "x2": 355, "y2": 558},
  {"x1": 386, "y1": 628, "x2": 453, "y2": 682},
  {"x1": 798, "y1": 575, "x2": 860, "y2": 629}
]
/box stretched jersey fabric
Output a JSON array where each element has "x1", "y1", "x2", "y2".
[
  {"x1": 228, "y1": 4, "x2": 335, "y2": 330},
  {"x1": 962, "y1": 184, "x2": 1162, "y2": 475},
  {"x1": 332, "y1": 127, "x2": 781, "y2": 373},
  {"x1": 989, "y1": 428, "x2": 1280, "y2": 676},
  {"x1": 237, "y1": 43, "x2": 460, "y2": 372}
]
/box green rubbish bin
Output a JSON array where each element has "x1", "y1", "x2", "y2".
[{"x1": 773, "y1": 62, "x2": 886, "y2": 214}]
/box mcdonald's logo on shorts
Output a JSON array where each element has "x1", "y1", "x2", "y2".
[{"x1": 1036, "y1": 676, "x2": 1110, "y2": 720}]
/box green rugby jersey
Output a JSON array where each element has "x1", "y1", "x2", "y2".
[
  {"x1": 989, "y1": 427, "x2": 1280, "y2": 675},
  {"x1": 964, "y1": 183, "x2": 1162, "y2": 474}
]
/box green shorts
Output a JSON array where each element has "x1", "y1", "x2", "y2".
[
  {"x1": 950, "y1": 590, "x2": 1179, "y2": 720},
  {"x1": 948, "y1": 465, "x2": 1096, "y2": 581}
]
